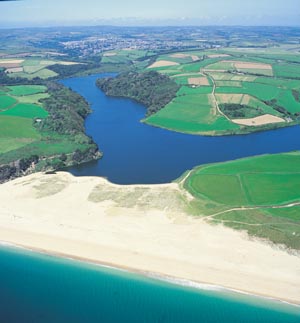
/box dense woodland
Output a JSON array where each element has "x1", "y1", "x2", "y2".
[
  {"x1": 39, "y1": 82, "x2": 91, "y2": 135},
  {"x1": 219, "y1": 104, "x2": 265, "y2": 119},
  {"x1": 37, "y1": 83, "x2": 100, "y2": 165},
  {"x1": 96, "y1": 71, "x2": 179, "y2": 116}
]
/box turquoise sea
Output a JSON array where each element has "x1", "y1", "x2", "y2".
[{"x1": 0, "y1": 245, "x2": 299, "y2": 323}]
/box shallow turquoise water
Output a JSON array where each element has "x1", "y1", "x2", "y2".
[{"x1": 0, "y1": 246, "x2": 299, "y2": 323}]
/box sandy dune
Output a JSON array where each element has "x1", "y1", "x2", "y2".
[
  {"x1": 0, "y1": 172, "x2": 299, "y2": 304},
  {"x1": 232, "y1": 114, "x2": 285, "y2": 126}
]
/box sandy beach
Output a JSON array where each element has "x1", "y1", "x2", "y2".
[{"x1": 0, "y1": 172, "x2": 299, "y2": 305}]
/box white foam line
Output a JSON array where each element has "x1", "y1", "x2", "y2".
[{"x1": 1, "y1": 240, "x2": 299, "y2": 309}]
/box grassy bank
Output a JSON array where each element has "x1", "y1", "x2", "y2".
[{"x1": 182, "y1": 152, "x2": 300, "y2": 250}]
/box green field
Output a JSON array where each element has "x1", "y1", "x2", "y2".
[
  {"x1": 143, "y1": 48, "x2": 300, "y2": 135},
  {"x1": 182, "y1": 152, "x2": 300, "y2": 249},
  {"x1": 8, "y1": 85, "x2": 47, "y2": 96},
  {"x1": 0, "y1": 103, "x2": 48, "y2": 119},
  {"x1": 9, "y1": 68, "x2": 58, "y2": 79},
  {"x1": 0, "y1": 134, "x2": 90, "y2": 165},
  {"x1": 145, "y1": 92, "x2": 240, "y2": 134},
  {"x1": 273, "y1": 63, "x2": 300, "y2": 79},
  {"x1": 0, "y1": 85, "x2": 49, "y2": 153},
  {"x1": 16, "y1": 93, "x2": 50, "y2": 104},
  {"x1": 101, "y1": 50, "x2": 155, "y2": 64},
  {"x1": 0, "y1": 115, "x2": 41, "y2": 154},
  {"x1": 0, "y1": 95, "x2": 17, "y2": 109}
]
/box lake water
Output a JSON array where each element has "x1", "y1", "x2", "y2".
[
  {"x1": 0, "y1": 245, "x2": 299, "y2": 323},
  {"x1": 62, "y1": 73, "x2": 300, "y2": 184}
]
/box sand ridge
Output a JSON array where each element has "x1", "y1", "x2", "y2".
[{"x1": 0, "y1": 172, "x2": 299, "y2": 304}]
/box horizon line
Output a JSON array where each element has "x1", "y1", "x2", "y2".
[{"x1": 1, "y1": 23, "x2": 300, "y2": 30}]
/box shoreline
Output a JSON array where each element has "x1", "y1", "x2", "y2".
[
  {"x1": 0, "y1": 172, "x2": 299, "y2": 306},
  {"x1": 143, "y1": 117, "x2": 297, "y2": 137},
  {"x1": 1, "y1": 239, "x2": 299, "y2": 309}
]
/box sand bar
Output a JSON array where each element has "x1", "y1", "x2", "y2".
[{"x1": 0, "y1": 172, "x2": 299, "y2": 305}]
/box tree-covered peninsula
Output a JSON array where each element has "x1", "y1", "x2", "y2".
[{"x1": 96, "y1": 71, "x2": 179, "y2": 116}]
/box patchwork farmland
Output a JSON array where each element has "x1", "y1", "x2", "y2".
[
  {"x1": 145, "y1": 48, "x2": 300, "y2": 135},
  {"x1": 0, "y1": 58, "x2": 80, "y2": 80}
]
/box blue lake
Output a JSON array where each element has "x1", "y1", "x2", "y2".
[{"x1": 62, "y1": 73, "x2": 300, "y2": 184}]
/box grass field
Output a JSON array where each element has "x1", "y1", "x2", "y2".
[
  {"x1": 16, "y1": 93, "x2": 50, "y2": 104},
  {"x1": 0, "y1": 115, "x2": 41, "y2": 154},
  {"x1": 0, "y1": 85, "x2": 48, "y2": 154},
  {"x1": 9, "y1": 68, "x2": 58, "y2": 79},
  {"x1": 8, "y1": 85, "x2": 47, "y2": 96},
  {"x1": 0, "y1": 95, "x2": 17, "y2": 110},
  {"x1": 182, "y1": 152, "x2": 300, "y2": 249},
  {"x1": 143, "y1": 48, "x2": 300, "y2": 135},
  {"x1": 145, "y1": 90, "x2": 239, "y2": 134},
  {"x1": 0, "y1": 103, "x2": 48, "y2": 119},
  {"x1": 101, "y1": 49, "x2": 155, "y2": 64},
  {"x1": 4, "y1": 58, "x2": 79, "y2": 80},
  {"x1": 0, "y1": 134, "x2": 92, "y2": 165}
]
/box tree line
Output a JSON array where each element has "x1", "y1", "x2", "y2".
[{"x1": 96, "y1": 71, "x2": 179, "y2": 116}]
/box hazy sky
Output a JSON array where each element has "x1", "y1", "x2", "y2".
[{"x1": 0, "y1": 0, "x2": 299, "y2": 27}]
